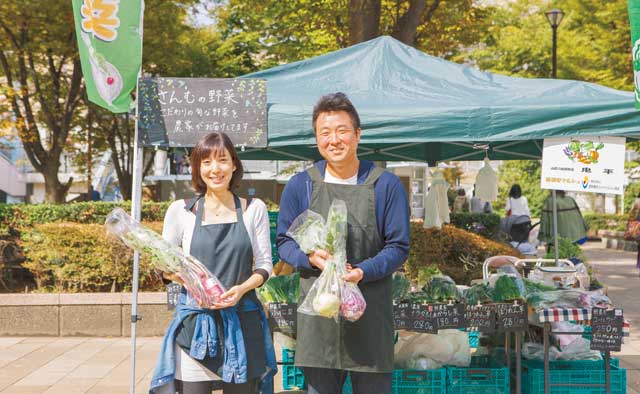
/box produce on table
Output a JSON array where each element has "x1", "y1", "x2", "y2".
[
  {"x1": 425, "y1": 275, "x2": 458, "y2": 303},
  {"x1": 523, "y1": 278, "x2": 555, "y2": 294},
  {"x1": 463, "y1": 283, "x2": 494, "y2": 305},
  {"x1": 105, "y1": 208, "x2": 225, "y2": 307},
  {"x1": 392, "y1": 273, "x2": 411, "y2": 303},
  {"x1": 526, "y1": 289, "x2": 611, "y2": 309},
  {"x1": 257, "y1": 273, "x2": 299, "y2": 304},
  {"x1": 491, "y1": 274, "x2": 525, "y2": 302}
]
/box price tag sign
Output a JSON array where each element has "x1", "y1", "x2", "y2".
[
  {"x1": 166, "y1": 283, "x2": 182, "y2": 311},
  {"x1": 464, "y1": 304, "x2": 496, "y2": 333},
  {"x1": 590, "y1": 308, "x2": 623, "y2": 352},
  {"x1": 410, "y1": 303, "x2": 437, "y2": 333},
  {"x1": 433, "y1": 303, "x2": 466, "y2": 330},
  {"x1": 267, "y1": 303, "x2": 297, "y2": 334},
  {"x1": 393, "y1": 302, "x2": 412, "y2": 330},
  {"x1": 496, "y1": 303, "x2": 528, "y2": 331}
]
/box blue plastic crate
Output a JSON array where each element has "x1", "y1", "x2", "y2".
[
  {"x1": 268, "y1": 211, "x2": 279, "y2": 263},
  {"x1": 522, "y1": 358, "x2": 626, "y2": 394},
  {"x1": 468, "y1": 331, "x2": 479, "y2": 348},
  {"x1": 281, "y1": 348, "x2": 306, "y2": 390},
  {"x1": 447, "y1": 356, "x2": 510, "y2": 394}
]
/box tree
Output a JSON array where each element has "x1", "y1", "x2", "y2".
[{"x1": 0, "y1": 1, "x2": 84, "y2": 203}]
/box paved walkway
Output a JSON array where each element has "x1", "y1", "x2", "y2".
[{"x1": 0, "y1": 241, "x2": 638, "y2": 393}]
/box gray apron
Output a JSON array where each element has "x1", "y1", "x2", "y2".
[
  {"x1": 295, "y1": 165, "x2": 394, "y2": 373},
  {"x1": 175, "y1": 194, "x2": 265, "y2": 379}
]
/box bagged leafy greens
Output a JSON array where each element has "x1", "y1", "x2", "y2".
[
  {"x1": 425, "y1": 275, "x2": 458, "y2": 302},
  {"x1": 257, "y1": 273, "x2": 300, "y2": 304},
  {"x1": 463, "y1": 283, "x2": 494, "y2": 305},
  {"x1": 105, "y1": 208, "x2": 225, "y2": 308},
  {"x1": 290, "y1": 200, "x2": 366, "y2": 321}
]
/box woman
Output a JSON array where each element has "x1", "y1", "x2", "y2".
[
  {"x1": 150, "y1": 132, "x2": 276, "y2": 394},
  {"x1": 452, "y1": 188, "x2": 469, "y2": 213},
  {"x1": 627, "y1": 193, "x2": 640, "y2": 273},
  {"x1": 505, "y1": 184, "x2": 530, "y2": 217}
]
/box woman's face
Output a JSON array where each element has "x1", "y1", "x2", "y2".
[{"x1": 200, "y1": 149, "x2": 236, "y2": 192}]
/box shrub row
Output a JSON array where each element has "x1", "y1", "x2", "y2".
[{"x1": 582, "y1": 213, "x2": 626, "y2": 234}]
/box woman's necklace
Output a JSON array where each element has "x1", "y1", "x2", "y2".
[{"x1": 205, "y1": 193, "x2": 234, "y2": 217}]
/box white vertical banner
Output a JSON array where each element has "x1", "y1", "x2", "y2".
[{"x1": 541, "y1": 137, "x2": 626, "y2": 195}]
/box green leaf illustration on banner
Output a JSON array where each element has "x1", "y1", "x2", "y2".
[
  {"x1": 72, "y1": 0, "x2": 143, "y2": 113},
  {"x1": 629, "y1": 0, "x2": 640, "y2": 109}
]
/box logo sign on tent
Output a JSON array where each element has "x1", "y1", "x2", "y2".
[
  {"x1": 137, "y1": 77, "x2": 267, "y2": 147},
  {"x1": 541, "y1": 137, "x2": 625, "y2": 195}
]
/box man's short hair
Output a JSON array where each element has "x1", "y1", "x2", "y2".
[{"x1": 312, "y1": 92, "x2": 361, "y2": 132}]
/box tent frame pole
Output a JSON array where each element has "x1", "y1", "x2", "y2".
[
  {"x1": 129, "y1": 79, "x2": 144, "y2": 394},
  {"x1": 552, "y1": 190, "x2": 559, "y2": 264}
]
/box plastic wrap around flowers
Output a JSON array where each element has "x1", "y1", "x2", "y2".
[
  {"x1": 287, "y1": 200, "x2": 367, "y2": 322},
  {"x1": 105, "y1": 208, "x2": 225, "y2": 307}
]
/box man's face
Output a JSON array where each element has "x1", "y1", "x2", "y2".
[{"x1": 315, "y1": 110, "x2": 360, "y2": 167}]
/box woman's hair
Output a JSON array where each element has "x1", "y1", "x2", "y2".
[
  {"x1": 509, "y1": 184, "x2": 522, "y2": 199},
  {"x1": 190, "y1": 132, "x2": 243, "y2": 194},
  {"x1": 457, "y1": 188, "x2": 466, "y2": 196}
]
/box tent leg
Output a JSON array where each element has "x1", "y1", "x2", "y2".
[
  {"x1": 129, "y1": 98, "x2": 144, "y2": 394},
  {"x1": 552, "y1": 190, "x2": 559, "y2": 264}
]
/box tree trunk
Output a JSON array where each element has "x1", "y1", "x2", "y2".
[
  {"x1": 42, "y1": 160, "x2": 73, "y2": 203},
  {"x1": 392, "y1": 0, "x2": 429, "y2": 46},
  {"x1": 348, "y1": 0, "x2": 381, "y2": 45}
]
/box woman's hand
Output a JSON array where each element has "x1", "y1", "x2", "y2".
[
  {"x1": 212, "y1": 285, "x2": 247, "y2": 308},
  {"x1": 162, "y1": 271, "x2": 184, "y2": 286}
]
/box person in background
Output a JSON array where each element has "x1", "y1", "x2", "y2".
[
  {"x1": 505, "y1": 184, "x2": 530, "y2": 217},
  {"x1": 539, "y1": 190, "x2": 588, "y2": 246},
  {"x1": 626, "y1": 193, "x2": 640, "y2": 274},
  {"x1": 276, "y1": 92, "x2": 410, "y2": 394},
  {"x1": 150, "y1": 132, "x2": 276, "y2": 394},
  {"x1": 470, "y1": 186, "x2": 493, "y2": 214},
  {"x1": 452, "y1": 188, "x2": 469, "y2": 213}
]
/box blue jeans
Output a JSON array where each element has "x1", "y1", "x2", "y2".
[{"x1": 304, "y1": 367, "x2": 392, "y2": 394}]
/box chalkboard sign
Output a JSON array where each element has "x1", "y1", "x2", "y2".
[
  {"x1": 166, "y1": 282, "x2": 182, "y2": 311},
  {"x1": 267, "y1": 303, "x2": 297, "y2": 334},
  {"x1": 464, "y1": 304, "x2": 496, "y2": 333},
  {"x1": 590, "y1": 308, "x2": 623, "y2": 352},
  {"x1": 432, "y1": 303, "x2": 466, "y2": 330},
  {"x1": 138, "y1": 78, "x2": 267, "y2": 147},
  {"x1": 410, "y1": 303, "x2": 437, "y2": 333},
  {"x1": 495, "y1": 302, "x2": 528, "y2": 331},
  {"x1": 393, "y1": 302, "x2": 412, "y2": 330}
]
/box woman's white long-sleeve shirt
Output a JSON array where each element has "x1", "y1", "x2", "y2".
[{"x1": 162, "y1": 197, "x2": 273, "y2": 275}]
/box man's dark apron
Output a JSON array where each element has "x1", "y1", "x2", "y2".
[
  {"x1": 295, "y1": 166, "x2": 394, "y2": 373},
  {"x1": 175, "y1": 195, "x2": 265, "y2": 379}
]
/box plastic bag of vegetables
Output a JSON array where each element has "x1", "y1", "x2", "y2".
[
  {"x1": 491, "y1": 274, "x2": 525, "y2": 302},
  {"x1": 257, "y1": 273, "x2": 300, "y2": 304},
  {"x1": 425, "y1": 275, "x2": 458, "y2": 302},
  {"x1": 298, "y1": 257, "x2": 342, "y2": 319},
  {"x1": 286, "y1": 209, "x2": 326, "y2": 253},
  {"x1": 463, "y1": 283, "x2": 494, "y2": 305},
  {"x1": 105, "y1": 208, "x2": 226, "y2": 308}
]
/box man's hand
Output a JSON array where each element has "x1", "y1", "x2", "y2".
[
  {"x1": 308, "y1": 249, "x2": 331, "y2": 271},
  {"x1": 342, "y1": 267, "x2": 364, "y2": 283}
]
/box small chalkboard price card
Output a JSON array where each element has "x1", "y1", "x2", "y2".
[
  {"x1": 166, "y1": 282, "x2": 182, "y2": 311},
  {"x1": 495, "y1": 302, "x2": 528, "y2": 331},
  {"x1": 138, "y1": 77, "x2": 267, "y2": 148},
  {"x1": 410, "y1": 303, "x2": 438, "y2": 334},
  {"x1": 432, "y1": 303, "x2": 466, "y2": 330},
  {"x1": 267, "y1": 303, "x2": 297, "y2": 334},
  {"x1": 590, "y1": 308, "x2": 623, "y2": 352},
  {"x1": 464, "y1": 304, "x2": 496, "y2": 333},
  {"x1": 393, "y1": 302, "x2": 412, "y2": 330}
]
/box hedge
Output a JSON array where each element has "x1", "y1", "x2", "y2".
[
  {"x1": 583, "y1": 213, "x2": 626, "y2": 234},
  {"x1": 0, "y1": 201, "x2": 170, "y2": 237},
  {"x1": 449, "y1": 212, "x2": 501, "y2": 240},
  {"x1": 406, "y1": 222, "x2": 522, "y2": 286},
  {"x1": 18, "y1": 222, "x2": 165, "y2": 292}
]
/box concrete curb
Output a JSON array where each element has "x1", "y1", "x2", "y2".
[{"x1": 0, "y1": 292, "x2": 172, "y2": 336}]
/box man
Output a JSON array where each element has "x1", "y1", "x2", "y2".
[{"x1": 276, "y1": 93, "x2": 410, "y2": 394}]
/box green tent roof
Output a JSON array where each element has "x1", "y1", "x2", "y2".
[{"x1": 240, "y1": 36, "x2": 640, "y2": 162}]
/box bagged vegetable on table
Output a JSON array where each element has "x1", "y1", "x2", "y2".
[
  {"x1": 257, "y1": 273, "x2": 300, "y2": 304},
  {"x1": 425, "y1": 275, "x2": 458, "y2": 302},
  {"x1": 463, "y1": 283, "x2": 494, "y2": 305},
  {"x1": 392, "y1": 273, "x2": 411, "y2": 303},
  {"x1": 105, "y1": 208, "x2": 225, "y2": 307}
]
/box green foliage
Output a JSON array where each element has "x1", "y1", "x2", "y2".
[
  {"x1": 464, "y1": 0, "x2": 633, "y2": 90},
  {"x1": 543, "y1": 237, "x2": 585, "y2": 260},
  {"x1": 583, "y1": 213, "x2": 626, "y2": 234},
  {"x1": 624, "y1": 182, "x2": 640, "y2": 213},
  {"x1": 19, "y1": 222, "x2": 165, "y2": 292},
  {"x1": 450, "y1": 212, "x2": 501, "y2": 240},
  {"x1": 0, "y1": 202, "x2": 170, "y2": 237},
  {"x1": 497, "y1": 160, "x2": 546, "y2": 218},
  {"x1": 406, "y1": 223, "x2": 521, "y2": 286}
]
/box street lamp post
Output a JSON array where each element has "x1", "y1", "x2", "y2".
[{"x1": 545, "y1": 8, "x2": 564, "y2": 265}]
